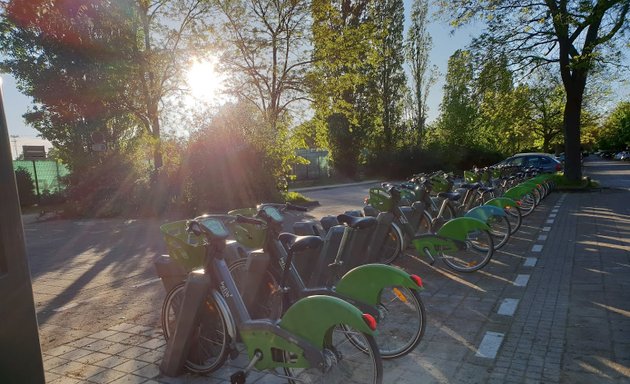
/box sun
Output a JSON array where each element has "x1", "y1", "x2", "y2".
[{"x1": 186, "y1": 58, "x2": 226, "y2": 104}]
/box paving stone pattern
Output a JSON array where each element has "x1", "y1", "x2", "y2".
[{"x1": 37, "y1": 188, "x2": 630, "y2": 383}]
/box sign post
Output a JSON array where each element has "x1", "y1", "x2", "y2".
[{"x1": 23, "y1": 145, "x2": 46, "y2": 201}]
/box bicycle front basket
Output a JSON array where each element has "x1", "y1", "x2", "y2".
[
  {"x1": 368, "y1": 187, "x2": 393, "y2": 211},
  {"x1": 226, "y1": 208, "x2": 267, "y2": 249},
  {"x1": 160, "y1": 221, "x2": 206, "y2": 270}
]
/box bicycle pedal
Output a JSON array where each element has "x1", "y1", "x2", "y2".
[{"x1": 230, "y1": 371, "x2": 246, "y2": 384}]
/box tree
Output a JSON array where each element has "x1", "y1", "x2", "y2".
[
  {"x1": 439, "y1": 0, "x2": 629, "y2": 181},
  {"x1": 310, "y1": 0, "x2": 380, "y2": 176},
  {"x1": 405, "y1": 0, "x2": 437, "y2": 149},
  {"x1": 435, "y1": 49, "x2": 477, "y2": 146},
  {"x1": 526, "y1": 73, "x2": 565, "y2": 153},
  {"x1": 372, "y1": 0, "x2": 407, "y2": 149},
  {"x1": 213, "y1": 0, "x2": 312, "y2": 131},
  {"x1": 598, "y1": 101, "x2": 630, "y2": 150}
]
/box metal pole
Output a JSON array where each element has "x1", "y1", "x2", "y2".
[
  {"x1": 32, "y1": 159, "x2": 41, "y2": 201},
  {"x1": 0, "y1": 77, "x2": 45, "y2": 382}
]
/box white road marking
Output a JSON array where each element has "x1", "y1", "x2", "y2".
[
  {"x1": 476, "y1": 331, "x2": 505, "y2": 358},
  {"x1": 514, "y1": 274, "x2": 530, "y2": 287},
  {"x1": 532, "y1": 244, "x2": 543, "y2": 252},
  {"x1": 523, "y1": 257, "x2": 538, "y2": 267},
  {"x1": 549, "y1": 213, "x2": 557, "y2": 218},
  {"x1": 498, "y1": 298, "x2": 520, "y2": 316},
  {"x1": 542, "y1": 227, "x2": 552, "y2": 232},
  {"x1": 537, "y1": 235, "x2": 548, "y2": 241},
  {"x1": 546, "y1": 219, "x2": 555, "y2": 224}
]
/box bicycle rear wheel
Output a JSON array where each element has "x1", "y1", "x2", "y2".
[
  {"x1": 161, "y1": 283, "x2": 229, "y2": 374},
  {"x1": 285, "y1": 325, "x2": 383, "y2": 384},
  {"x1": 372, "y1": 286, "x2": 425, "y2": 359},
  {"x1": 374, "y1": 224, "x2": 403, "y2": 265},
  {"x1": 439, "y1": 229, "x2": 494, "y2": 272}
]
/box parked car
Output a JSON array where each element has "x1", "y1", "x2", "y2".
[
  {"x1": 615, "y1": 151, "x2": 630, "y2": 161},
  {"x1": 494, "y1": 152, "x2": 563, "y2": 173}
]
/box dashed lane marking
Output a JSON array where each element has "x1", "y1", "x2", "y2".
[
  {"x1": 532, "y1": 244, "x2": 543, "y2": 252},
  {"x1": 537, "y1": 234, "x2": 548, "y2": 241},
  {"x1": 498, "y1": 298, "x2": 520, "y2": 316},
  {"x1": 523, "y1": 257, "x2": 538, "y2": 267},
  {"x1": 476, "y1": 331, "x2": 505, "y2": 358},
  {"x1": 514, "y1": 274, "x2": 530, "y2": 287},
  {"x1": 542, "y1": 227, "x2": 552, "y2": 232}
]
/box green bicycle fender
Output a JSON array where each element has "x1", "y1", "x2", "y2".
[
  {"x1": 335, "y1": 264, "x2": 421, "y2": 306},
  {"x1": 279, "y1": 295, "x2": 374, "y2": 349},
  {"x1": 485, "y1": 197, "x2": 518, "y2": 210},
  {"x1": 465, "y1": 205, "x2": 507, "y2": 223},
  {"x1": 437, "y1": 217, "x2": 490, "y2": 242}
]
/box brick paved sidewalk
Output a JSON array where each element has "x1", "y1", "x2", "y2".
[{"x1": 40, "y1": 188, "x2": 630, "y2": 384}]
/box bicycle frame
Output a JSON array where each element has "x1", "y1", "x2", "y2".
[{"x1": 190, "y1": 216, "x2": 376, "y2": 371}]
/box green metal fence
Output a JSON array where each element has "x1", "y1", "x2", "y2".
[
  {"x1": 12, "y1": 160, "x2": 69, "y2": 193},
  {"x1": 293, "y1": 149, "x2": 330, "y2": 180}
]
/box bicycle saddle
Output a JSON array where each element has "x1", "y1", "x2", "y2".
[
  {"x1": 278, "y1": 233, "x2": 323, "y2": 253},
  {"x1": 437, "y1": 192, "x2": 461, "y2": 201},
  {"x1": 336, "y1": 214, "x2": 377, "y2": 230}
]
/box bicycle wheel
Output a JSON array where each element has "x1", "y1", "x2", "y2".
[
  {"x1": 487, "y1": 214, "x2": 511, "y2": 250},
  {"x1": 161, "y1": 283, "x2": 229, "y2": 373},
  {"x1": 374, "y1": 223, "x2": 403, "y2": 265},
  {"x1": 439, "y1": 229, "x2": 494, "y2": 272},
  {"x1": 285, "y1": 325, "x2": 383, "y2": 384},
  {"x1": 504, "y1": 205, "x2": 522, "y2": 235},
  {"x1": 227, "y1": 258, "x2": 282, "y2": 319},
  {"x1": 415, "y1": 210, "x2": 432, "y2": 235},
  {"x1": 519, "y1": 193, "x2": 536, "y2": 217},
  {"x1": 373, "y1": 286, "x2": 426, "y2": 359}
]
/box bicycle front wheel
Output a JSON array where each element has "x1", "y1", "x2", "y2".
[
  {"x1": 373, "y1": 286, "x2": 426, "y2": 359},
  {"x1": 439, "y1": 229, "x2": 494, "y2": 272},
  {"x1": 505, "y1": 205, "x2": 522, "y2": 235},
  {"x1": 487, "y1": 215, "x2": 511, "y2": 250},
  {"x1": 285, "y1": 325, "x2": 383, "y2": 384},
  {"x1": 161, "y1": 283, "x2": 229, "y2": 374}
]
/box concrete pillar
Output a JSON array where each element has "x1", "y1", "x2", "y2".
[{"x1": 0, "y1": 78, "x2": 45, "y2": 382}]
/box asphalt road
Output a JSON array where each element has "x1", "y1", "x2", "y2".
[{"x1": 583, "y1": 155, "x2": 630, "y2": 189}]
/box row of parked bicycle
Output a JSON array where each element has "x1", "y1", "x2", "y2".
[{"x1": 156, "y1": 165, "x2": 558, "y2": 383}]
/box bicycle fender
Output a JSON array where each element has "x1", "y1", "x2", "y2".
[
  {"x1": 485, "y1": 197, "x2": 517, "y2": 210},
  {"x1": 279, "y1": 295, "x2": 374, "y2": 348},
  {"x1": 465, "y1": 205, "x2": 506, "y2": 223},
  {"x1": 437, "y1": 217, "x2": 490, "y2": 242},
  {"x1": 335, "y1": 264, "x2": 422, "y2": 306}
]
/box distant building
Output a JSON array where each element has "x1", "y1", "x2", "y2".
[{"x1": 8, "y1": 136, "x2": 53, "y2": 160}]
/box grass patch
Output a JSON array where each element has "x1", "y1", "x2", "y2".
[
  {"x1": 281, "y1": 191, "x2": 313, "y2": 203},
  {"x1": 552, "y1": 174, "x2": 599, "y2": 189}
]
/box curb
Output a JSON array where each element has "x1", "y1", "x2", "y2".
[{"x1": 290, "y1": 180, "x2": 381, "y2": 193}]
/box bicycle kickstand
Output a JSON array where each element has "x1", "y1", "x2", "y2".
[
  {"x1": 423, "y1": 248, "x2": 437, "y2": 265},
  {"x1": 230, "y1": 351, "x2": 263, "y2": 384}
]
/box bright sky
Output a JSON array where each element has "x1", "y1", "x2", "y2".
[{"x1": 1, "y1": 1, "x2": 628, "y2": 159}]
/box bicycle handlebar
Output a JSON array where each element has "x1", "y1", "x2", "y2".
[
  {"x1": 285, "y1": 202, "x2": 308, "y2": 212},
  {"x1": 235, "y1": 214, "x2": 265, "y2": 226}
]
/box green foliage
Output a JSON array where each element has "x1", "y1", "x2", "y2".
[
  {"x1": 364, "y1": 144, "x2": 503, "y2": 179},
  {"x1": 597, "y1": 101, "x2": 630, "y2": 150},
  {"x1": 180, "y1": 102, "x2": 283, "y2": 214},
  {"x1": 281, "y1": 191, "x2": 312, "y2": 204},
  {"x1": 435, "y1": 50, "x2": 478, "y2": 146},
  {"x1": 14, "y1": 167, "x2": 36, "y2": 207}
]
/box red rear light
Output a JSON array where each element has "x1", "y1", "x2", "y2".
[
  {"x1": 362, "y1": 313, "x2": 377, "y2": 331},
  {"x1": 556, "y1": 163, "x2": 562, "y2": 171},
  {"x1": 410, "y1": 274, "x2": 423, "y2": 287},
  {"x1": 516, "y1": 200, "x2": 522, "y2": 206}
]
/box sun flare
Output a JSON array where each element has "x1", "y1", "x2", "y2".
[{"x1": 186, "y1": 58, "x2": 226, "y2": 104}]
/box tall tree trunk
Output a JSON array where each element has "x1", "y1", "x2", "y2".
[{"x1": 562, "y1": 84, "x2": 584, "y2": 181}]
